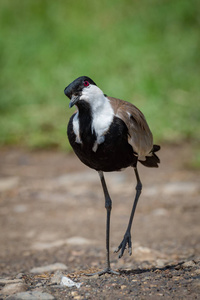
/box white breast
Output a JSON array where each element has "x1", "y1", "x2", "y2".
[
  {"x1": 92, "y1": 99, "x2": 114, "y2": 150},
  {"x1": 72, "y1": 111, "x2": 82, "y2": 144},
  {"x1": 92, "y1": 100, "x2": 114, "y2": 152}
]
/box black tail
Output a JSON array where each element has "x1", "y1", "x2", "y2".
[{"x1": 139, "y1": 145, "x2": 160, "y2": 168}]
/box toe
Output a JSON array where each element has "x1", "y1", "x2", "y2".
[{"x1": 115, "y1": 232, "x2": 132, "y2": 258}]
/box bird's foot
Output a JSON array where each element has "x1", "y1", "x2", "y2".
[
  {"x1": 114, "y1": 231, "x2": 132, "y2": 258},
  {"x1": 85, "y1": 267, "x2": 120, "y2": 276}
]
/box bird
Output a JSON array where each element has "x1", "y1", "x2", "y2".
[{"x1": 64, "y1": 76, "x2": 160, "y2": 275}]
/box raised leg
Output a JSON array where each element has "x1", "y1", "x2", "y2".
[
  {"x1": 86, "y1": 171, "x2": 119, "y2": 276},
  {"x1": 115, "y1": 166, "x2": 142, "y2": 258}
]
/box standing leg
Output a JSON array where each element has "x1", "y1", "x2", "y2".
[
  {"x1": 115, "y1": 166, "x2": 142, "y2": 258},
  {"x1": 86, "y1": 171, "x2": 119, "y2": 276},
  {"x1": 99, "y1": 171, "x2": 112, "y2": 271}
]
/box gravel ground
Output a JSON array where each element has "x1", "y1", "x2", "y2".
[{"x1": 0, "y1": 144, "x2": 199, "y2": 299}]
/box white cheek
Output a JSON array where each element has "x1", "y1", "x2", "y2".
[
  {"x1": 80, "y1": 85, "x2": 103, "y2": 105},
  {"x1": 80, "y1": 91, "x2": 89, "y2": 102}
]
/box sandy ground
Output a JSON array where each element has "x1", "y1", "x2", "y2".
[{"x1": 0, "y1": 144, "x2": 200, "y2": 299}]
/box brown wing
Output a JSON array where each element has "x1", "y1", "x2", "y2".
[{"x1": 108, "y1": 96, "x2": 153, "y2": 160}]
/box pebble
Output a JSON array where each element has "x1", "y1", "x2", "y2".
[
  {"x1": 13, "y1": 204, "x2": 27, "y2": 213},
  {"x1": 30, "y1": 263, "x2": 67, "y2": 274},
  {"x1": 50, "y1": 270, "x2": 64, "y2": 285},
  {"x1": 152, "y1": 208, "x2": 168, "y2": 216},
  {"x1": 66, "y1": 236, "x2": 95, "y2": 245},
  {"x1": 120, "y1": 285, "x2": 127, "y2": 290},
  {"x1": 7, "y1": 291, "x2": 55, "y2": 300},
  {"x1": 194, "y1": 269, "x2": 200, "y2": 275},
  {"x1": 143, "y1": 182, "x2": 199, "y2": 197},
  {"x1": 32, "y1": 240, "x2": 66, "y2": 250},
  {"x1": 32, "y1": 236, "x2": 95, "y2": 251},
  {"x1": 174, "y1": 264, "x2": 181, "y2": 270},
  {"x1": 71, "y1": 291, "x2": 78, "y2": 296},
  {"x1": 0, "y1": 177, "x2": 19, "y2": 192},
  {"x1": 74, "y1": 296, "x2": 82, "y2": 300},
  {"x1": 163, "y1": 182, "x2": 198, "y2": 195},
  {"x1": 1, "y1": 282, "x2": 27, "y2": 296},
  {"x1": 16, "y1": 273, "x2": 25, "y2": 279},
  {"x1": 55, "y1": 171, "x2": 98, "y2": 187},
  {"x1": 60, "y1": 276, "x2": 82, "y2": 288},
  {"x1": 181, "y1": 260, "x2": 196, "y2": 268},
  {"x1": 0, "y1": 278, "x2": 23, "y2": 285},
  {"x1": 143, "y1": 186, "x2": 158, "y2": 197},
  {"x1": 155, "y1": 259, "x2": 167, "y2": 268},
  {"x1": 133, "y1": 245, "x2": 166, "y2": 261}
]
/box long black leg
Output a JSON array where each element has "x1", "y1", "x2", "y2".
[
  {"x1": 115, "y1": 166, "x2": 142, "y2": 258},
  {"x1": 86, "y1": 171, "x2": 119, "y2": 276}
]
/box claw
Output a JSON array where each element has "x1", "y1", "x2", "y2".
[
  {"x1": 114, "y1": 244, "x2": 121, "y2": 253},
  {"x1": 115, "y1": 231, "x2": 132, "y2": 259}
]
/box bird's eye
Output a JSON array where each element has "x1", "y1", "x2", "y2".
[{"x1": 84, "y1": 81, "x2": 90, "y2": 87}]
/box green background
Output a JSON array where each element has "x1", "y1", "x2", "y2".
[{"x1": 0, "y1": 0, "x2": 199, "y2": 163}]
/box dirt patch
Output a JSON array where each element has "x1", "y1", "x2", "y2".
[{"x1": 0, "y1": 144, "x2": 200, "y2": 299}]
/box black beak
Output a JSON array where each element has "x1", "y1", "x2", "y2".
[{"x1": 69, "y1": 94, "x2": 80, "y2": 108}]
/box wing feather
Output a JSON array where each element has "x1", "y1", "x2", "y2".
[{"x1": 108, "y1": 97, "x2": 153, "y2": 160}]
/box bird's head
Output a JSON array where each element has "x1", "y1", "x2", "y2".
[{"x1": 64, "y1": 76, "x2": 104, "y2": 109}]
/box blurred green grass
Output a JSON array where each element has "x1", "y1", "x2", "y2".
[{"x1": 0, "y1": 0, "x2": 199, "y2": 152}]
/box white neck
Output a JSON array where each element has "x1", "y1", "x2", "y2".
[{"x1": 80, "y1": 85, "x2": 114, "y2": 151}]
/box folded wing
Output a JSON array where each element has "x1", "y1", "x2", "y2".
[{"x1": 108, "y1": 96, "x2": 160, "y2": 167}]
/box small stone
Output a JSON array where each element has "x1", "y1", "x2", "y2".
[
  {"x1": 74, "y1": 296, "x2": 82, "y2": 300},
  {"x1": 30, "y1": 263, "x2": 67, "y2": 274},
  {"x1": 194, "y1": 269, "x2": 200, "y2": 275},
  {"x1": 121, "y1": 285, "x2": 126, "y2": 290},
  {"x1": 152, "y1": 208, "x2": 168, "y2": 216},
  {"x1": 13, "y1": 204, "x2": 27, "y2": 213},
  {"x1": 7, "y1": 291, "x2": 55, "y2": 300},
  {"x1": 163, "y1": 182, "x2": 198, "y2": 195},
  {"x1": 143, "y1": 276, "x2": 150, "y2": 281},
  {"x1": 154, "y1": 269, "x2": 162, "y2": 273},
  {"x1": 85, "y1": 293, "x2": 90, "y2": 297},
  {"x1": 35, "y1": 283, "x2": 43, "y2": 287},
  {"x1": 16, "y1": 273, "x2": 25, "y2": 279},
  {"x1": 71, "y1": 291, "x2": 78, "y2": 296},
  {"x1": 174, "y1": 265, "x2": 181, "y2": 270},
  {"x1": 182, "y1": 260, "x2": 196, "y2": 268},
  {"x1": 66, "y1": 236, "x2": 94, "y2": 245},
  {"x1": 150, "y1": 284, "x2": 158, "y2": 288},
  {"x1": 1, "y1": 282, "x2": 27, "y2": 296},
  {"x1": 61, "y1": 276, "x2": 82, "y2": 288},
  {"x1": 0, "y1": 278, "x2": 23, "y2": 285},
  {"x1": 87, "y1": 274, "x2": 99, "y2": 280},
  {"x1": 133, "y1": 245, "x2": 166, "y2": 261},
  {"x1": 0, "y1": 177, "x2": 19, "y2": 192},
  {"x1": 50, "y1": 270, "x2": 64, "y2": 285},
  {"x1": 173, "y1": 276, "x2": 180, "y2": 281},
  {"x1": 193, "y1": 280, "x2": 200, "y2": 288},
  {"x1": 155, "y1": 259, "x2": 167, "y2": 268}
]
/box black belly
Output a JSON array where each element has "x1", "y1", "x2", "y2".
[{"x1": 67, "y1": 115, "x2": 137, "y2": 172}]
